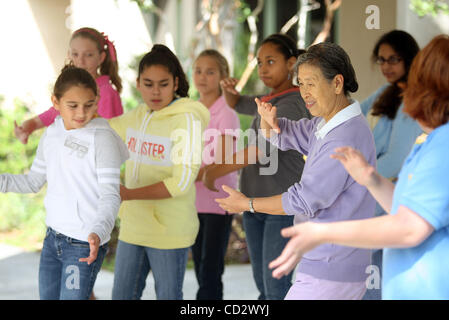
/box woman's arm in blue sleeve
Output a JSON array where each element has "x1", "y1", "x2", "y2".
[
  {"x1": 360, "y1": 85, "x2": 388, "y2": 116},
  {"x1": 377, "y1": 105, "x2": 422, "y2": 179}
]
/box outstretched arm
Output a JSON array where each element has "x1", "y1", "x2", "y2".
[
  {"x1": 215, "y1": 185, "x2": 285, "y2": 215},
  {"x1": 14, "y1": 117, "x2": 44, "y2": 145},
  {"x1": 269, "y1": 205, "x2": 434, "y2": 279},
  {"x1": 331, "y1": 146, "x2": 395, "y2": 213},
  {"x1": 1, "y1": 131, "x2": 47, "y2": 193}
]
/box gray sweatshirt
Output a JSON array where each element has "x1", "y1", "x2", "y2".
[
  {"x1": 0, "y1": 117, "x2": 129, "y2": 245},
  {"x1": 235, "y1": 90, "x2": 311, "y2": 198}
]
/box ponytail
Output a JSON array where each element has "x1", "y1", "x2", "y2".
[
  {"x1": 138, "y1": 44, "x2": 189, "y2": 98},
  {"x1": 53, "y1": 65, "x2": 98, "y2": 100},
  {"x1": 262, "y1": 33, "x2": 303, "y2": 59},
  {"x1": 71, "y1": 27, "x2": 123, "y2": 93}
]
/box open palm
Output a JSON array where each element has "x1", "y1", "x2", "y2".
[
  {"x1": 255, "y1": 98, "x2": 280, "y2": 133},
  {"x1": 330, "y1": 146, "x2": 375, "y2": 187}
]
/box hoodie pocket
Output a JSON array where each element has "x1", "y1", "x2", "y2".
[{"x1": 44, "y1": 193, "x2": 82, "y2": 228}]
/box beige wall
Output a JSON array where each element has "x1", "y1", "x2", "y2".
[
  {"x1": 396, "y1": 0, "x2": 449, "y2": 48},
  {"x1": 0, "y1": 0, "x2": 151, "y2": 111},
  {"x1": 28, "y1": 0, "x2": 72, "y2": 74},
  {"x1": 339, "y1": 0, "x2": 397, "y2": 102}
]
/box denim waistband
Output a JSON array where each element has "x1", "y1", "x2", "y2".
[{"x1": 46, "y1": 227, "x2": 108, "y2": 248}]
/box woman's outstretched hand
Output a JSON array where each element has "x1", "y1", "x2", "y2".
[
  {"x1": 269, "y1": 222, "x2": 324, "y2": 279},
  {"x1": 215, "y1": 185, "x2": 248, "y2": 214},
  {"x1": 255, "y1": 98, "x2": 280, "y2": 134},
  {"x1": 330, "y1": 146, "x2": 376, "y2": 187}
]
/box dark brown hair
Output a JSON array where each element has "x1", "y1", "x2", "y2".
[
  {"x1": 371, "y1": 30, "x2": 419, "y2": 119},
  {"x1": 262, "y1": 33, "x2": 304, "y2": 59},
  {"x1": 138, "y1": 44, "x2": 189, "y2": 97},
  {"x1": 53, "y1": 65, "x2": 98, "y2": 100},
  {"x1": 403, "y1": 35, "x2": 449, "y2": 128},
  {"x1": 71, "y1": 27, "x2": 122, "y2": 93}
]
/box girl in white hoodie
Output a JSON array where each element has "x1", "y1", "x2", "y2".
[{"x1": 0, "y1": 66, "x2": 129, "y2": 299}]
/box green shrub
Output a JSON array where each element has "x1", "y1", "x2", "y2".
[{"x1": 0, "y1": 98, "x2": 46, "y2": 248}]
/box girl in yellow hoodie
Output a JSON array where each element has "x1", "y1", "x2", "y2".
[{"x1": 109, "y1": 45, "x2": 210, "y2": 300}]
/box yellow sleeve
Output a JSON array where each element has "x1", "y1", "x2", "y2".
[
  {"x1": 108, "y1": 111, "x2": 134, "y2": 142},
  {"x1": 163, "y1": 113, "x2": 204, "y2": 197}
]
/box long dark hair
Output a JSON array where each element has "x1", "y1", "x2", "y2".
[
  {"x1": 138, "y1": 44, "x2": 189, "y2": 97},
  {"x1": 371, "y1": 30, "x2": 419, "y2": 119}
]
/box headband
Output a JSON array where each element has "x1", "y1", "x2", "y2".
[{"x1": 73, "y1": 28, "x2": 117, "y2": 62}]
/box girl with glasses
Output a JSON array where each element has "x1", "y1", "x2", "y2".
[{"x1": 360, "y1": 30, "x2": 423, "y2": 300}]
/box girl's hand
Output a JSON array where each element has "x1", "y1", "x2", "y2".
[
  {"x1": 195, "y1": 167, "x2": 205, "y2": 182},
  {"x1": 202, "y1": 168, "x2": 219, "y2": 192},
  {"x1": 269, "y1": 222, "x2": 324, "y2": 279},
  {"x1": 255, "y1": 98, "x2": 280, "y2": 134},
  {"x1": 14, "y1": 121, "x2": 30, "y2": 144},
  {"x1": 120, "y1": 184, "x2": 129, "y2": 201},
  {"x1": 220, "y1": 78, "x2": 239, "y2": 95},
  {"x1": 330, "y1": 146, "x2": 376, "y2": 187},
  {"x1": 79, "y1": 233, "x2": 100, "y2": 265},
  {"x1": 215, "y1": 185, "x2": 248, "y2": 213}
]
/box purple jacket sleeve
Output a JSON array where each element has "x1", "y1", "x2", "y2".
[
  {"x1": 268, "y1": 117, "x2": 316, "y2": 156},
  {"x1": 281, "y1": 139, "x2": 351, "y2": 217}
]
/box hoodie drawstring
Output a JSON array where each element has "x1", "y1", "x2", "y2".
[{"x1": 132, "y1": 110, "x2": 154, "y2": 182}]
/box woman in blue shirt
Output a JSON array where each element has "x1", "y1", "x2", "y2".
[
  {"x1": 361, "y1": 30, "x2": 421, "y2": 185},
  {"x1": 269, "y1": 35, "x2": 449, "y2": 300},
  {"x1": 361, "y1": 30, "x2": 422, "y2": 299}
]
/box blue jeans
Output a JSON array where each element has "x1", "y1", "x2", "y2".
[
  {"x1": 243, "y1": 211, "x2": 294, "y2": 300},
  {"x1": 363, "y1": 249, "x2": 382, "y2": 300},
  {"x1": 39, "y1": 227, "x2": 107, "y2": 300},
  {"x1": 112, "y1": 240, "x2": 189, "y2": 300}
]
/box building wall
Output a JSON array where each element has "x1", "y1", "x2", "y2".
[
  {"x1": 339, "y1": 0, "x2": 397, "y2": 102},
  {"x1": 0, "y1": 0, "x2": 152, "y2": 112},
  {"x1": 396, "y1": 0, "x2": 449, "y2": 48},
  {"x1": 0, "y1": 0, "x2": 70, "y2": 111},
  {"x1": 339, "y1": 0, "x2": 449, "y2": 103}
]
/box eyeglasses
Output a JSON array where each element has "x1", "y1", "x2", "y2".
[{"x1": 375, "y1": 56, "x2": 403, "y2": 65}]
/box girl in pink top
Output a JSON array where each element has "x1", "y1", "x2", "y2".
[
  {"x1": 15, "y1": 27, "x2": 123, "y2": 144},
  {"x1": 192, "y1": 50, "x2": 240, "y2": 300}
]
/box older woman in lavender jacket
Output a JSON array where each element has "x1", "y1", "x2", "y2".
[{"x1": 216, "y1": 42, "x2": 376, "y2": 300}]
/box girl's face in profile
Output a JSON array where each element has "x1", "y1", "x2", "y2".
[
  {"x1": 52, "y1": 85, "x2": 98, "y2": 130},
  {"x1": 193, "y1": 55, "x2": 222, "y2": 97},
  {"x1": 137, "y1": 64, "x2": 179, "y2": 111},
  {"x1": 69, "y1": 36, "x2": 106, "y2": 78}
]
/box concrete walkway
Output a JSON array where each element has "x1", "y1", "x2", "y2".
[{"x1": 0, "y1": 243, "x2": 258, "y2": 300}]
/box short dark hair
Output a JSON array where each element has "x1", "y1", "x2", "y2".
[
  {"x1": 53, "y1": 65, "x2": 98, "y2": 100},
  {"x1": 294, "y1": 42, "x2": 358, "y2": 96},
  {"x1": 138, "y1": 44, "x2": 189, "y2": 97},
  {"x1": 404, "y1": 35, "x2": 449, "y2": 128}
]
